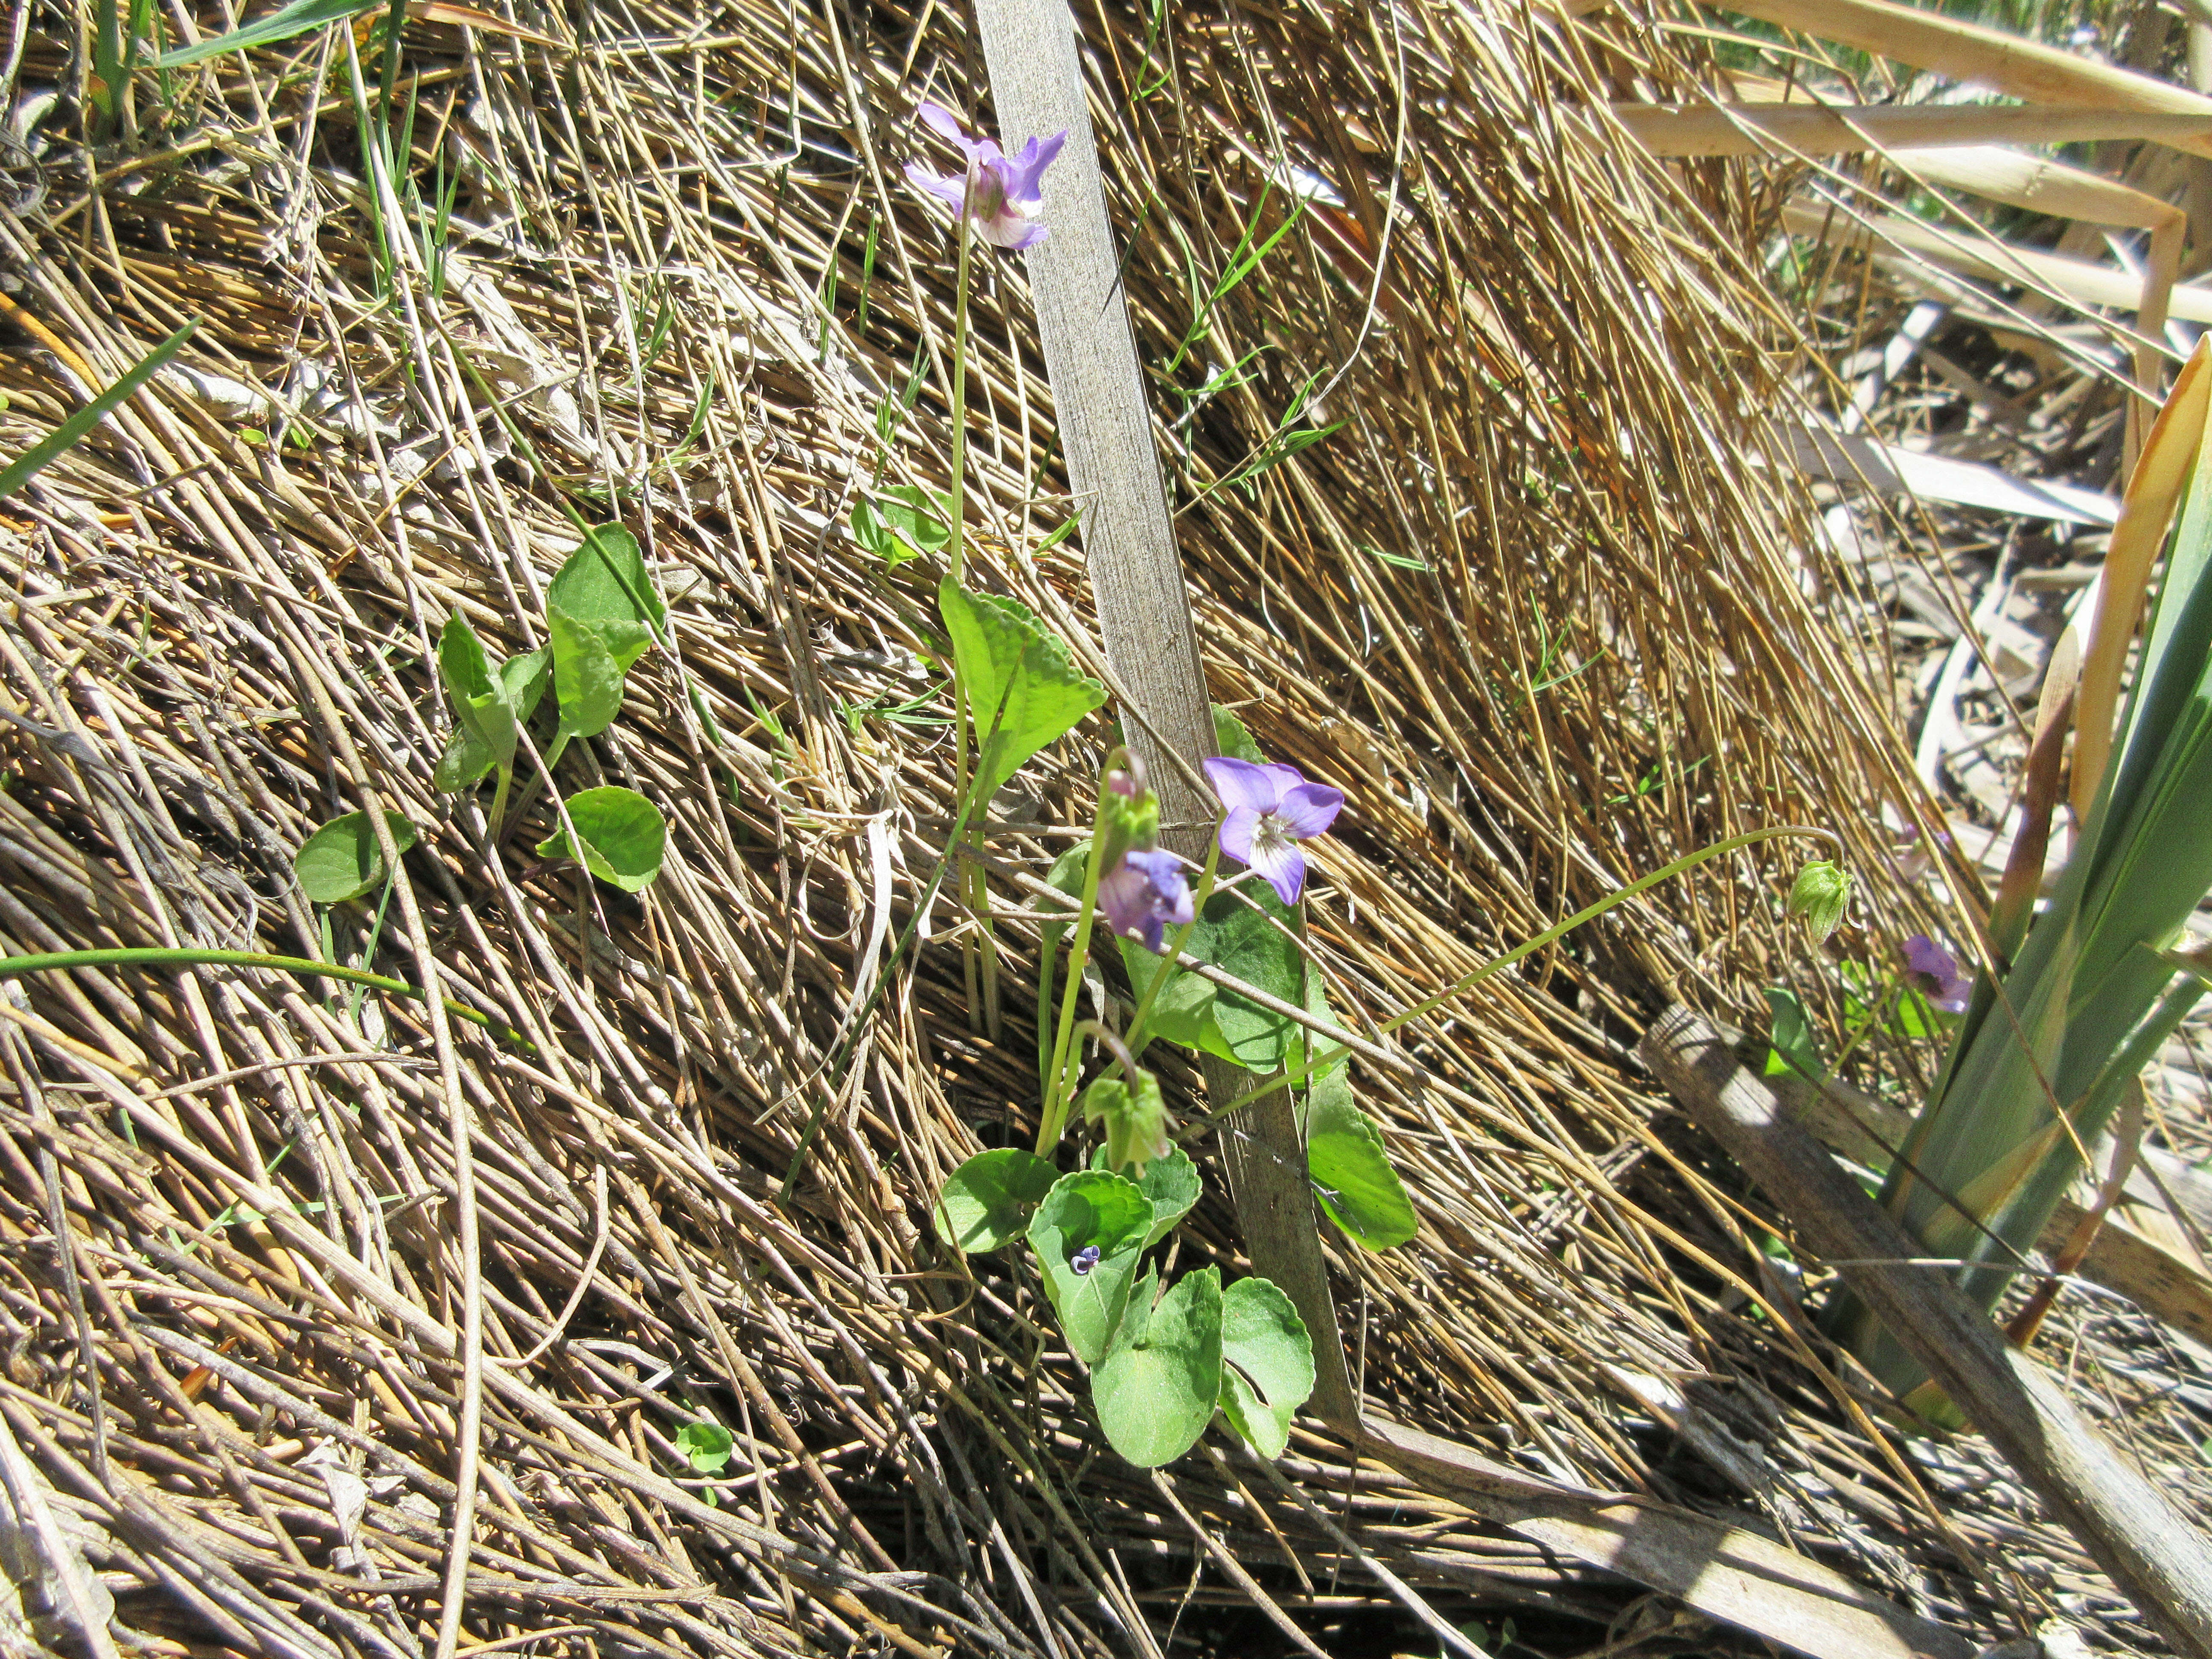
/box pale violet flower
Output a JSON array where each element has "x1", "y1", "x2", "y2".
[
  {"x1": 1903, "y1": 933, "x2": 1972, "y2": 1014},
  {"x1": 1203, "y1": 756, "x2": 1345, "y2": 906},
  {"x1": 905, "y1": 102, "x2": 1067, "y2": 251},
  {"x1": 1098, "y1": 847, "x2": 1193, "y2": 954}
]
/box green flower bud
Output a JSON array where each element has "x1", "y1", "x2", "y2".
[
  {"x1": 1079, "y1": 1069, "x2": 1173, "y2": 1176},
  {"x1": 1786, "y1": 859, "x2": 1852, "y2": 943}
]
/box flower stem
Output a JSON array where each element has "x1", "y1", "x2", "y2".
[
  {"x1": 1037, "y1": 829, "x2": 1111, "y2": 1155},
  {"x1": 0, "y1": 947, "x2": 531, "y2": 1048},
  {"x1": 1194, "y1": 825, "x2": 1845, "y2": 1130},
  {"x1": 944, "y1": 190, "x2": 992, "y2": 1035}
]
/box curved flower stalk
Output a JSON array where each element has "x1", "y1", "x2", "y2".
[{"x1": 905, "y1": 99, "x2": 1067, "y2": 1039}]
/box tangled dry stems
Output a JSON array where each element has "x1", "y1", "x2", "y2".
[{"x1": 0, "y1": 0, "x2": 2194, "y2": 1653}]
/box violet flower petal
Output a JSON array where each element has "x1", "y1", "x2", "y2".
[
  {"x1": 916, "y1": 100, "x2": 974, "y2": 149},
  {"x1": 1217, "y1": 804, "x2": 1263, "y2": 868},
  {"x1": 1246, "y1": 837, "x2": 1308, "y2": 907},
  {"x1": 1204, "y1": 757, "x2": 1282, "y2": 815},
  {"x1": 904, "y1": 162, "x2": 970, "y2": 215},
  {"x1": 1274, "y1": 780, "x2": 1345, "y2": 840}
]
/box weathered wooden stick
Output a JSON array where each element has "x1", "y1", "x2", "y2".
[
  {"x1": 1640, "y1": 1002, "x2": 2212, "y2": 1659},
  {"x1": 969, "y1": 0, "x2": 1355, "y2": 1421}
]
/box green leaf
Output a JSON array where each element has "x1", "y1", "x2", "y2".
[
  {"x1": 1217, "y1": 1275, "x2": 1313, "y2": 1459},
  {"x1": 1077, "y1": 1071, "x2": 1173, "y2": 1176},
  {"x1": 1762, "y1": 987, "x2": 1823, "y2": 1081},
  {"x1": 432, "y1": 728, "x2": 500, "y2": 792},
  {"x1": 152, "y1": 0, "x2": 376, "y2": 65},
  {"x1": 853, "y1": 487, "x2": 950, "y2": 568},
  {"x1": 1094, "y1": 1142, "x2": 1202, "y2": 1249},
  {"x1": 674, "y1": 1421, "x2": 733, "y2": 1475},
  {"x1": 549, "y1": 605, "x2": 650, "y2": 744},
  {"x1": 0, "y1": 323, "x2": 197, "y2": 500},
  {"x1": 501, "y1": 647, "x2": 552, "y2": 724},
  {"x1": 1040, "y1": 842, "x2": 1091, "y2": 1092},
  {"x1": 1305, "y1": 1075, "x2": 1417, "y2": 1250},
  {"x1": 1119, "y1": 931, "x2": 1226, "y2": 1054},
  {"x1": 536, "y1": 786, "x2": 667, "y2": 891},
  {"x1": 547, "y1": 524, "x2": 667, "y2": 636},
  {"x1": 936, "y1": 1148, "x2": 1059, "y2": 1253},
  {"x1": 1093, "y1": 1266, "x2": 1222, "y2": 1467},
  {"x1": 1212, "y1": 704, "x2": 1266, "y2": 765},
  {"x1": 1027, "y1": 1170, "x2": 1154, "y2": 1365},
  {"x1": 938, "y1": 579, "x2": 1107, "y2": 806},
  {"x1": 1195, "y1": 885, "x2": 1303, "y2": 1068},
  {"x1": 294, "y1": 812, "x2": 418, "y2": 904},
  {"x1": 438, "y1": 614, "x2": 518, "y2": 774}
]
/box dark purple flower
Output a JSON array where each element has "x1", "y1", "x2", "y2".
[
  {"x1": 1202, "y1": 757, "x2": 1345, "y2": 906},
  {"x1": 1903, "y1": 933, "x2": 1971, "y2": 1014},
  {"x1": 905, "y1": 102, "x2": 1067, "y2": 251},
  {"x1": 1069, "y1": 1245, "x2": 1101, "y2": 1276},
  {"x1": 1097, "y1": 847, "x2": 1193, "y2": 954}
]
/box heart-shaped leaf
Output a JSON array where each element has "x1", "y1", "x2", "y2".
[
  {"x1": 853, "y1": 487, "x2": 951, "y2": 568},
  {"x1": 936, "y1": 1148, "x2": 1059, "y2": 1253},
  {"x1": 536, "y1": 786, "x2": 667, "y2": 891},
  {"x1": 549, "y1": 605, "x2": 652, "y2": 743},
  {"x1": 939, "y1": 579, "x2": 1107, "y2": 807},
  {"x1": 501, "y1": 646, "x2": 552, "y2": 723},
  {"x1": 294, "y1": 812, "x2": 419, "y2": 904},
  {"x1": 1093, "y1": 1266, "x2": 1222, "y2": 1467},
  {"x1": 1212, "y1": 703, "x2": 1267, "y2": 765},
  {"x1": 1119, "y1": 930, "x2": 1227, "y2": 1056},
  {"x1": 439, "y1": 614, "x2": 518, "y2": 776},
  {"x1": 1305, "y1": 1070, "x2": 1417, "y2": 1250},
  {"x1": 1217, "y1": 1275, "x2": 1313, "y2": 1459},
  {"x1": 1027, "y1": 1170, "x2": 1153, "y2": 1365},
  {"x1": 432, "y1": 728, "x2": 500, "y2": 792},
  {"x1": 674, "y1": 1421, "x2": 733, "y2": 1474},
  {"x1": 548, "y1": 524, "x2": 667, "y2": 635},
  {"x1": 1093, "y1": 1141, "x2": 1201, "y2": 1250}
]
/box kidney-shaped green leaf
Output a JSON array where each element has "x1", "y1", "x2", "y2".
[
  {"x1": 1093, "y1": 1266, "x2": 1222, "y2": 1467},
  {"x1": 939, "y1": 578, "x2": 1106, "y2": 807},
  {"x1": 549, "y1": 605, "x2": 652, "y2": 744},
  {"x1": 294, "y1": 811, "x2": 419, "y2": 904},
  {"x1": 936, "y1": 1148, "x2": 1060, "y2": 1253},
  {"x1": 549, "y1": 524, "x2": 667, "y2": 635},
  {"x1": 1094, "y1": 1142, "x2": 1202, "y2": 1250},
  {"x1": 1027, "y1": 1170, "x2": 1153, "y2": 1365},
  {"x1": 1216, "y1": 1275, "x2": 1314, "y2": 1459},
  {"x1": 536, "y1": 786, "x2": 667, "y2": 892}
]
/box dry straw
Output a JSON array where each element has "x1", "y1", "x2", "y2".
[{"x1": 0, "y1": 0, "x2": 2191, "y2": 1652}]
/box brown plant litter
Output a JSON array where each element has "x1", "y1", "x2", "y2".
[{"x1": 0, "y1": 0, "x2": 2207, "y2": 1653}]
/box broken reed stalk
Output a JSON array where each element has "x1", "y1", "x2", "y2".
[{"x1": 1639, "y1": 1002, "x2": 2212, "y2": 1659}]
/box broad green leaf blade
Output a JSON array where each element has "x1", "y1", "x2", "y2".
[
  {"x1": 854, "y1": 487, "x2": 950, "y2": 567},
  {"x1": 1119, "y1": 931, "x2": 1225, "y2": 1054},
  {"x1": 936, "y1": 1148, "x2": 1059, "y2": 1253},
  {"x1": 549, "y1": 605, "x2": 649, "y2": 743},
  {"x1": 536, "y1": 786, "x2": 667, "y2": 891},
  {"x1": 1093, "y1": 1266, "x2": 1222, "y2": 1468},
  {"x1": 1212, "y1": 703, "x2": 1267, "y2": 765},
  {"x1": 1761, "y1": 987, "x2": 1823, "y2": 1080},
  {"x1": 674, "y1": 1421, "x2": 733, "y2": 1474},
  {"x1": 439, "y1": 615, "x2": 518, "y2": 772},
  {"x1": 548, "y1": 524, "x2": 668, "y2": 635},
  {"x1": 294, "y1": 812, "x2": 418, "y2": 904},
  {"x1": 1195, "y1": 885, "x2": 1302, "y2": 1068},
  {"x1": 1027, "y1": 1170, "x2": 1153, "y2": 1365},
  {"x1": 1217, "y1": 1275, "x2": 1313, "y2": 1459},
  {"x1": 501, "y1": 647, "x2": 551, "y2": 723},
  {"x1": 0, "y1": 322, "x2": 196, "y2": 500},
  {"x1": 1092, "y1": 1142, "x2": 1202, "y2": 1250},
  {"x1": 432, "y1": 729, "x2": 499, "y2": 792},
  {"x1": 1306, "y1": 1072, "x2": 1417, "y2": 1250},
  {"x1": 153, "y1": 0, "x2": 376, "y2": 65},
  {"x1": 938, "y1": 579, "x2": 1106, "y2": 805}
]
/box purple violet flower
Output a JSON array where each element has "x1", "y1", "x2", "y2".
[
  {"x1": 1203, "y1": 757, "x2": 1345, "y2": 906},
  {"x1": 1891, "y1": 822, "x2": 1954, "y2": 884},
  {"x1": 905, "y1": 102, "x2": 1068, "y2": 251},
  {"x1": 1903, "y1": 933, "x2": 1971, "y2": 1014},
  {"x1": 1097, "y1": 847, "x2": 1194, "y2": 954},
  {"x1": 1069, "y1": 1245, "x2": 1101, "y2": 1276}
]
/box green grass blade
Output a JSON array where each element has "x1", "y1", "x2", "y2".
[
  {"x1": 0, "y1": 322, "x2": 196, "y2": 501},
  {"x1": 154, "y1": 0, "x2": 378, "y2": 69}
]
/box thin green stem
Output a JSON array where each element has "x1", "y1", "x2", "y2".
[
  {"x1": 0, "y1": 948, "x2": 529, "y2": 1046},
  {"x1": 1200, "y1": 825, "x2": 1843, "y2": 1129},
  {"x1": 946, "y1": 194, "x2": 984, "y2": 1033},
  {"x1": 1037, "y1": 831, "x2": 1112, "y2": 1155}
]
